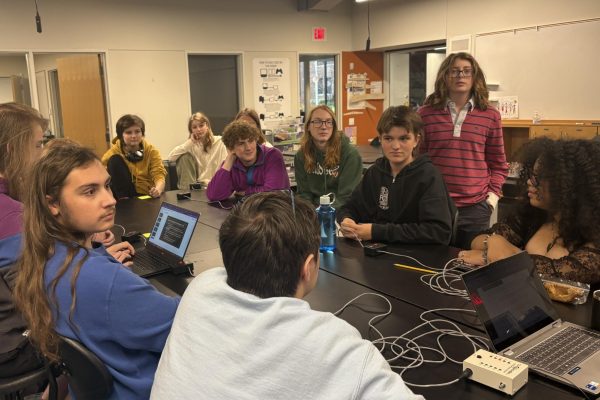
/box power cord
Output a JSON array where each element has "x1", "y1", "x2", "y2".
[{"x1": 334, "y1": 293, "x2": 490, "y2": 388}]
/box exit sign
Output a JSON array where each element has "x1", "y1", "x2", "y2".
[{"x1": 313, "y1": 27, "x2": 326, "y2": 41}]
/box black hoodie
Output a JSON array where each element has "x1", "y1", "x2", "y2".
[{"x1": 338, "y1": 155, "x2": 455, "y2": 245}]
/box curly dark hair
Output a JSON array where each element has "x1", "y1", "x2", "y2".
[{"x1": 510, "y1": 138, "x2": 600, "y2": 251}]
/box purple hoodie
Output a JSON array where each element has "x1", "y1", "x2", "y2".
[
  {"x1": 0, "y1": 178, "x2": 22, "y2": 240},
  {"x1": 207, "y1": 144, "x2": 290, "y2": 201}
]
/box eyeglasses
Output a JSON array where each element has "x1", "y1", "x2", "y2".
[
  {"x1": 529, "y1": 171, "x2": 541, "y2": 188},
  {"x1": 448, "y1": 68, "x2": 473, "y2": 78},
  {"x1": 310, "y1": 119, "x2": 334, "y2": 128}
]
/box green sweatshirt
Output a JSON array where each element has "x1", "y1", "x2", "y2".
[{"x1": 294, "y1": 134, "x2": 363, "y2": 209}]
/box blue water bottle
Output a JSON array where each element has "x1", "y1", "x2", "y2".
[{"x1": 317, "y1": 195, "x2": 336, "y2": 252}]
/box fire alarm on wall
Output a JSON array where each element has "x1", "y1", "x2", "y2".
[{"x1": 312, "y1": 27, "x2": 326, "y2": 41}]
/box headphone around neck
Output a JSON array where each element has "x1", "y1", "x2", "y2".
[{"x1": 125, "y1": 146, "x2": 144, "y2": 162}]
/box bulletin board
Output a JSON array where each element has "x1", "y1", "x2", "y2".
[
  {"x1": 474, "y1": 18, "x2": 600, "y2": 120},
  {"x1": 341, "y1": 51, "x2": 384, "y2": 145}
]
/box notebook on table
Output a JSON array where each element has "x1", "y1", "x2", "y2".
[
  {"x1": 131, "y1": 202, "x2": 199, "y2": 278},
  {"x1": 461, "y1": 251, "x2": 600, "y2": 395}
]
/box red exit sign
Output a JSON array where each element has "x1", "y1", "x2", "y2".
[{"x1": 313, "y1": 27, "x2": 326, "y2": 41}]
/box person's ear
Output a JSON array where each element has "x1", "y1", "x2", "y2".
[
  {"x1": 300, "y1": 253, "x2": 317, "y2": 283},
  {"x1": 46, "y1": 195, "x2": 60, "y2": 216}
]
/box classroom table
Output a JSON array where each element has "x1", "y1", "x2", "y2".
[{"x1": 113, "y1": 190, "x2": 595, "y2": 400}]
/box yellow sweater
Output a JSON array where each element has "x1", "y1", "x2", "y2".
[{"x1": 101, "y1": 139, "x2": 167, "y2": 195}]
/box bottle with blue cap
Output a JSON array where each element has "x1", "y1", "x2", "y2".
[{"x1": 316, "y1": 194, "x2": 336, "y2": 252}]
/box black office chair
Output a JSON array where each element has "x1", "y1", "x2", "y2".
[
  {"x1": 0, "y1": 365, "x2": 53, "y2": 400},
  {"x1": 56, "y1": 336, "x2": 113, "y2": 400}
]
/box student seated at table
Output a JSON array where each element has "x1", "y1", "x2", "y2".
[
  {"x1": 102, "y1": 114, "x2": 167, "y2": 199},
  {"x1": 294, "y1": 105, "x2": 362, "y2": 209},
  {"x1": 460, "y1": 138, "x2": 600, "y2": 285},
  {"x1": 339, "y1": 105, "x2": 454, "y2": 245},
  {"x1": 11, "y1": 139, "x2": 179, "y2": 399},
  {"x1": 234, "y1": 107, "x2": 273, "y2": 146},
  {"x1": 150, "y1": 191, "x2": 424, "y2": 400},
  {"x1": 206, "y1": 121, "x2": 290, "y2": 201},
  {"x1": 167, "y1": 112, "x2": 227, "y2": 189}
]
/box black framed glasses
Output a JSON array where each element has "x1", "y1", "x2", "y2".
[
  {"x1": 448, "y1": 68, "x2": 473, "y2": 78},
  {"x1": 310, "y1": 119, "x2": 334, "y2": 128}
]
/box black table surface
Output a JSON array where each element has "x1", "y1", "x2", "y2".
[{"x1": 113, "y1": 190, "x2": 595, "y2": 400}]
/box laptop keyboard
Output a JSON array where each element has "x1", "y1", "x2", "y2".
[
  {"x1": 516, "y1": 326, "x2": 600, "y2": 375},
  {"x1": 133, "y1": 251, "x2": 172, "y2": 275}
]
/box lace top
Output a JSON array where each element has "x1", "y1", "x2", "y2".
[{"x1": 486, "y1": 220, "x2": 600, "y2": 285}]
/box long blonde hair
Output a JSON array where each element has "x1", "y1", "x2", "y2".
[
  {"x1": 188, "y1": 112, "x2": 215, "y2": 153},
  {"x1": 301, "y1": 105, "x2": 341, "y2": 172},
  {"x1": 13, "y1": 139, "x2": 98, "y2": 362},
  {"x1": 0, "y1": 102, "x2": 48, "y2": 200}
]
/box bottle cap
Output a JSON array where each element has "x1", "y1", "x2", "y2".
[{"x1": 319, "y1": 195, "x2": 331, "y2": 205}]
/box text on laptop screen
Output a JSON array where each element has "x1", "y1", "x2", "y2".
[
  {"x1": 148, "y1": 203, "x2": 198, "y2": 258},
  {"x1": 462, "y1": 253, "x2": 559, "y2": 351}
]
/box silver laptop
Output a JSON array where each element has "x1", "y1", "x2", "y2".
[
  {"x1": 461, "y1": 251, "x2": 600, "y2": 395},
  {"x1": 131, "y1": 202, "x2": 199, "y2": 278}
]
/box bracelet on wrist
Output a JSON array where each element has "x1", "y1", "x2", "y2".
[{"x1": 482, "y1": 234, "x2": 491, "y2": 265}]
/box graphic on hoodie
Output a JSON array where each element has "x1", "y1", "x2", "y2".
[
  {"x1": 378, "y1": 186, "x2": 389, "y2": 210},
  {"x1": 310, "y1": 162, "x2": 340, "y2": 178}
]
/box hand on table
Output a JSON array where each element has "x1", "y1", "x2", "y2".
[
  {"x1": 458, "y1": 235, "x2": 521, "y2": 266},
  {"x1": 149, "y1": 180, "x2": 165, "y2": 198},
  {"x1": 340, "y1": 218, "x2": 372, "y2": 241},
  {"x1": 107, "y1": 241, "x2": 135, "y2": 267},
  {"x1": 92, "y1": 230, "x2": 115, "y2": 247}
]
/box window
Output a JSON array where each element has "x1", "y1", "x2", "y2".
[{"x1": 299, "y1": 55, "x2": 337, "y2": 115}]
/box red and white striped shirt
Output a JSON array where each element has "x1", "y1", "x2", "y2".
[{"x1": 418, "y1": 104, "x2": 508, "y2": 208}]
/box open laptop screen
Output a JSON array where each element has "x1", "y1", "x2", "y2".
[
  {"x1": 148, "y1": 203, "x2": 199, "y2": 258},
  {"x1": 462, "y1": 252, "x2": 560, "y2": 351}
]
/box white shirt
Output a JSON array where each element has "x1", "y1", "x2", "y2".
[
  {"x1": 167, "y1": 136, "x2": 228, "y2": 185},
  {"x1": 151, "y1": 267, "x2": 424, "y2": 400}
]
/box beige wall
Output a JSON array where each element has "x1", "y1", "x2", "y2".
[
  {"x1": 0, "y1": 0, "x2": 353, "y2": 155},
  {"x1": 351, "y1": 0, "x2": 600, "y2": 49}
]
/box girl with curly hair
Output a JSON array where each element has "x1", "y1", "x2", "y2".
[{"x1": 460, "y1": 138, "x2": 600, "y2": 284}]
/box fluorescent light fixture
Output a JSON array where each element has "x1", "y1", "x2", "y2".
[
  {"x1": 355, "y1": 0, "x2": 369, "y2": 2},
  {"x1": 434, "y1": 46, "x2": 447, "y2": 50}
]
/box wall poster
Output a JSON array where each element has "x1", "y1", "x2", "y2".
[{"x1": 252, "y1": 58, "x2": 291, "y2": 130}]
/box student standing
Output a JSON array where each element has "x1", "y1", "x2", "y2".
[
  {"x1": 206, "y1": 121, "x2": 289, "y2": 201},
  {"x1": 12, "y1": 140, "x2": 179, "y2": 399},
  {"x1": 167, "y1": 112, "x2": 227, "y2": 189},
  {"x1": 339, "y1": 106, "x2": 454, "y2": 245},
  {"x1": 102, "y1": 114, "x2": 167, "y2": 199},
  {"x1": 418, "y1": 52, "x2": 508, "y2": 249},
  {"x1": 151, "y1": 191, "x2": 424, "y2": 400},
  {"x1": 294, "y1": 105, "x2": 362, "y2": 209}
]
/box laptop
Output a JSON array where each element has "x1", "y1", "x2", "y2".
[
  {"x1": 131, "y1": 202, "x2": 200, "y2": 278},
  {"x1": 461, "y1": 251, "x2": 600, "y2": 395}
]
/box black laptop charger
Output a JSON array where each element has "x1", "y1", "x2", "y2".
[
  {"x1": 364, "y1": 242, "x2": 387, "y2": 257},
  {"x1": 172, "y1": 261, "x2": 194, "y2": 276},
  {"x1": 122, "y1": 231, "x2": 142, "y2": 244}
]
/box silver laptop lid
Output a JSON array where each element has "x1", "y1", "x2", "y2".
[{"x1": 461, "y1": 251, "x2": 560, "y2": 352}]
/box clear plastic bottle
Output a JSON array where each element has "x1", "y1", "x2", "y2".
[{"x1": 316, "y1": 195, "x2": 336, "y2": 252}]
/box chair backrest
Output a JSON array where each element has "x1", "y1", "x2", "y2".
[
  {"x1": 162, "y1": 160, "x2": 179, "y2": 191},
  {"x1": 58, "y1": 336, "x2": 113, "y2": 400}
]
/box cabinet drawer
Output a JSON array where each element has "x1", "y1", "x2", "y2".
[
  {"x1": 529, "y1": 125, "x2": 561, "y2": 139},
  {"x1": 562, "y1": 126, "x2": 598, "y2": 140}
]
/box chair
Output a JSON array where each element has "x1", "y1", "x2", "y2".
[
  {"x1": 57, "y1": 336, "x2": 113, "y2": 400},
  {"x1": 163, "y1": 160, "x2": 179, "y2": 191},
  {"x1": 0, "y1": 366, "x2": 53, "y2": 400}
]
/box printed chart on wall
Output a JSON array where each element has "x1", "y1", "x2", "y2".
[{"x1": 252, "y1": 58, "x2": 291, "y2": 130}]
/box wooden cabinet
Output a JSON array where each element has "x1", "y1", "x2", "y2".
[
  {"x1": 529, "y1": 125, "x2": 597, "y2": 140},
  {"x1": 502, "y1": 120, "x2": 599, "y2": 161}
]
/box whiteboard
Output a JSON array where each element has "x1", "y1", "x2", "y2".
[{"x1": 474, "y1": 19, "x2": 600, "y2": 121}]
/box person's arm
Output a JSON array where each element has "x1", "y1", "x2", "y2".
[
  {"x1": 244, "y1": 149, "x2": 290, "y2": 195},
  {"x1": 108, "y1": 267, "x2": 179, "y2": 352},
  {"x1": 371, "y1": 174, "x2": 453, "y2": 245},
  {"x1": 167, "y1": 139, "x2": 194, "y2": 162},
  {"x1": 332, "y1": 147, "x2": 363, "y2": 209},
  {"x1": 355, "y1": 344, "x2": 425, "y2": 400},
  {"x1": 147, "y1": 147, "x2": 167, "y2": 197},
  {"x1": 485, "y1": 111, "x2": 508, "y2": 199},
  {"x1": 206, "y1": 160, "x2": 236, "y2": 201},
  {"x1": 532, "y1": 246, "x2": 600, "y2": 284},
  {"x1": 202, "y1": 140, "x2": 229, "y2": 185},
  {"x1": 336, "y1": 169, "x2": 372, "y2": 224},
  {"x1": 293, "y1": 152, "x2": 315, "y2": 204}
]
